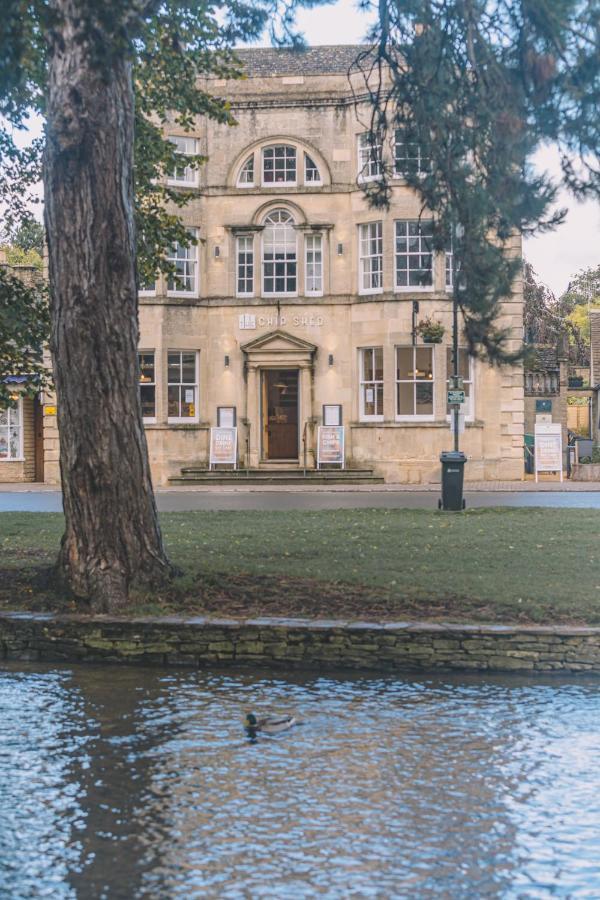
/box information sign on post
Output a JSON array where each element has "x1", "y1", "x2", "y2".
[
  {"x1": 534, "y1": 422, "x2": 563, "y2": 482},
  {"x1": 447, "y1": 389, "x2": 466, "y2": 405},
  {"x1": 317, "y1": 426, "x2": 345, "y2": 468},
  {"x1": 209, "y1": 427, "x2": 237, "y2": 469}
]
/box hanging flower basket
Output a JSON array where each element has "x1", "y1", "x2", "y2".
[{"x1": 417, "y1": 318, "x2": 445, "y2": 343}]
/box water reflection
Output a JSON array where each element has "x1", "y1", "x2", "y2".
[{"x1": 0, "y1": 664, "x2": 599, "y2": 898}]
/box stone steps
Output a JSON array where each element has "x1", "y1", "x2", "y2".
[{"x1": 169, "y1": 467, "x2": 385, "y2": 485}]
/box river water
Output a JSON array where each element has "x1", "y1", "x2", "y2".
[{"x1": 0, "y1": 663, "x2": 599, "y2": 899}]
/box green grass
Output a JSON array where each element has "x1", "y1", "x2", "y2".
[{"x1": 1, "y1": 507, "x2": 600, "y2": 624}]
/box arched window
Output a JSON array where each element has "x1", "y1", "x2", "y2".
[
  {"x1": 262, "y1": 145, "x2": 296, "y2": 185},
  {"x1": 262, "y1": 210, "x2": 297, "y2": 295},
  {"x1": 304, "y1": 153, "x2": 321, "y2": 184},
  {"x1": 237, "y1": 154, "x2": 254, "y2": 187}
]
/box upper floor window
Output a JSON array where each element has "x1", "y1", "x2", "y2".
[
  {"x1": 263, "y1": 145, "x2": 296, "y2": 185},
  {"x1": 0, "y1": 402, "x2": 22, "y2": 460},
  {"x1": 359, "y1": 221, "x2": 383, "y2": 294},
  {"x1": 138, "y1": 352, "x2": 156, "y2": 422},
  {"x1": 305, "y1": 233, "x2": 323, "y2": 295},
  {"x1": 237, "y1": 155, "x2": 254, "y2": 187},
  {"x1": 236, "y1": 235, "x2": 254, "y2": 297},
  {"x1": 445, "y1": 244, "x2": 453, "y2": 290},
  {"x1": 358, "y1": 132, "x2": 382, "y2": 181},
  {"x1": 167, "y1": 229, "x2": 198, "y2": 296},
  {"x1": 168, "y1": 135, "x2": 199, "y2": 186},
  {"x1": 304, "y1": 153, "x2": 321, "y2": 184},
  {"x1": 394, "y1": 131, "x2": 430, "y2": 176},
  {"x1": 262, "y1": 210, "x2": 297, "y2": 295},
  {"x1": 395, "y1": 220, "x2": 434, "y2": 290}
]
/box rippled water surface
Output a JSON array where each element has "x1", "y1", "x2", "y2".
[{"x1": 1, "y1": 663, "x2": 599, "y2": 899}]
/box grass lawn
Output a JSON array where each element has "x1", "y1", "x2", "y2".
[{"x1": 1, "y1": 507, "x2": 599, "y2": 624}]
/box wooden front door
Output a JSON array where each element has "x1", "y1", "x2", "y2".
[{"x1": 262, "y1": 370, "x2": 299, "y2": 460}]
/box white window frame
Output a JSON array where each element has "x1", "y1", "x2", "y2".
[
  {"x1": 236, "y1": 235, "x2": 255, "y2": 298},
  {"x1": 262, "y1": 145, "x2": 297, "y2": 187},
  {"x1": 0, "y1": 400, "x2": 24, "y2": 461},
  {"x1": 167, "y1": 135, "x2": 200, "y2": 187},
  {"x1": 395, "y1": 346, "x2": 435, "y2": 421},
  {"x1": 139, "y1": 280, "x2": 156, "y2": 297},
  {"x1": 167, "y1": 350, "x2": 199, "y2": 424},
  {"x1": 358, "y1": 222, "x2": 383, "y2": 295},
  {"x1": 138, "y1": 351, "x2": 157, "y2": 424},
  {"x1": 262, "y1": 210, "x2": 298, "y2": 297},
  {"x1": 394, "y1": 219, "x2": 435, "y2": 292},
  {"x1": 357, "y1": 132, "x2": 383, "y2": 182},
  {"x1": 445, "y1": 244, "x2": 453, "y2": 290},
  {"x1": 304, "y1": 153, "x2": 322, "y2": 185},
  {"x1": 446, "y1": 347, "x2": 474, "y2": 422},
  {"x1": 393, "y1": 131, "x2": 431, "y2": 177},
  {"x1": 167, "y1": 228, "x2": 199, "y2": 298},
  {"x1": 237, "y1": 154, "x2": 255, "y2": 188},
  {"x1": 359, "y1": 347, "x2": 384, "y2": 422},
  {"x1": 304, "y1": 233, "x2": 323, "y2": 296}
]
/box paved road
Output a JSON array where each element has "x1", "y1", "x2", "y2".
[{"x1": 2, "y1": 489, "x2": 600, "y2": 512}]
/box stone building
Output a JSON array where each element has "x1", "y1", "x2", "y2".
[{"x1": 43, "y1": 44, "x2": 525, "y2": 486}]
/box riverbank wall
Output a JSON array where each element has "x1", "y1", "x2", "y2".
[{"x1": 1, "y1": 613, "x2": 600, "y2": 674}]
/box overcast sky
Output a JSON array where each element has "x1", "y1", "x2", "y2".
[{"x1": 11, "y1": 0, "x2": 599, "y2": 297}]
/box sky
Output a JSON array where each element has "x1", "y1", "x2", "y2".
[{"x1": 9, "y1": 0, "x2": 599, "y2": 298}]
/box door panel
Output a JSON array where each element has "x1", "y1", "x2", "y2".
[{"x1": 263, "y1": 370, "x2": 299, "y2": 459}]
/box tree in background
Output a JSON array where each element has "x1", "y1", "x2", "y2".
[
  {"x1": 0, "y1": 0, "x2": 323, "y2": 611},
  {"x1": 362, "y1": 0, "x2": 599, "y2": 361},
  {"x1": 560, "y1": 264, "x2": 600, "y2": 364}
]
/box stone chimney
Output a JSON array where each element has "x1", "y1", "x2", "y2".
[{"x1": 591, "y1": 309, "x2": 600, "y2": 388}]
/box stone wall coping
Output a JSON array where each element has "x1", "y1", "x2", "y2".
[{"x1": 1, "y1": 611, "x2": 599, "y2": 637}]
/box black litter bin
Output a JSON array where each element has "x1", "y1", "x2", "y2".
[{"x1": 439, "y1": 451, "x2": 467, "y2": 510}]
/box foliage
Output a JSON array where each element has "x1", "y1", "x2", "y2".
[
  {"x1": 0, "y1": 244, "x2": 43, "y2": 268},
  {"x1": 0, "y1": 266, "x2": 51, "y2": 406},
  {"x1": 578, "y1": 447, "x2": 600, "y2": 464},
  {"x1": 417, "y1": 317, "x2": 445, "y2": 342},
  {"x1": 1, "y1": 219, "x2": 45, "y2": 256},
  {"x1": 362, "y1": 0, "x2": 599, "y2": 362}
]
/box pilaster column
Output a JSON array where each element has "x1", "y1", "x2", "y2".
[{"x1": 246, "y1": 364, "x2": 260, "y2": 467}]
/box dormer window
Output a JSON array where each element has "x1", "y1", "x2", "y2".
[
  {"x1": 168, "y1": 135, "x2": 199, "y2": 186},
  {"x1": 237, "y1": 155, "x2": 254, "y2": 187},
  {"x1": 262, "y1": 145, "x2": 297, "y2": 185},
  {"x1": 304, "y1": 153, "x2": 321, "y2": 184}
]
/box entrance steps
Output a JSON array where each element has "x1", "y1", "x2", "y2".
[{"x1": 169, "y1": 466, "x2": 385, "y2": 486}]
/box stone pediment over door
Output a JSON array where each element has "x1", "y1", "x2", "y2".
[{"x1": 241, "y1": 329, "x2": 318, "y2": 367}]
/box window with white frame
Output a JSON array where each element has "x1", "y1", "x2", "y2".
[
  {"x1": 168, "y1": 135, "x2": 199, "y2": 185},
  {"x1": 0, "y1": 402, "x2": 23, "y2": 460},
  {"x1": 237, "y1": 155, "x2": 254, "y2": 187},
  {"x1": 305, "y1": 233, "x2": 323, "y2": 295},
  {"x1": 359, "y1": 347, "x2": 384, "y2": 420},
  {"x1": 167, "y1": 351, "x2": 198, "y2": 421},
  {"x1": 358, "y1": 132, "x2": 382, "y2": 181},
  {"x1": 395, "y1": 220, "x2": 434, "y2": 289},
  {"x1": 262, "y1": 209, "x2": 297, "y2": 295},
  {"x1": 394, "y1": 130, "x2": 430, "y2": 176},
  {"x1": 446, "y1": 347, "x2": 474, "y2": 419},
  {"x1": 138, "y1": 352, "x2": 156, "y2": 421},
  {"x1": 304, "y1": 153, "x2": 321, "y2": 184},
  {"x1": 262, "y1": 145, "x2": 296, "y2": 185},
  {"x1": 167, "y1": 229, "x2": 198, "y2": 295},
  {"x1": 236, "y1": 235, "x2": 254, "y2": 296},
  {"x1": 359, "y1": 221, "x2": 383, "y2": 294},
  {"x1": 396, "y1": 346, "x2": 434, "y2": 418},
  {"x1": 445, "y1": 244, "x2": 453, "y2": 290}
]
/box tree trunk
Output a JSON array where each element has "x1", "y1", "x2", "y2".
[{"x1": 43, "y1": 0, "x2": 174, "y2": 612}]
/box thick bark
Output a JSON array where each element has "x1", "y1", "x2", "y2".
[{"x1": 43, "y1": 0, "x2": 174, "y2": 611}]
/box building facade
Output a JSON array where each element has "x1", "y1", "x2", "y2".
[{"x1": 45, "y1": 45, "x2": 526, "y2": 486}]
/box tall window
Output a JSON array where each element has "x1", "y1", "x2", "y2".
[
  {"x1": 167, "y1": 229, "x2": 198, "y2": 295},
  {"x1": 359, "y1": 347, "x2": 384, "y2": 420},
  {"x1": 445, "y1": 245, "x2": 453, "y2": 290},
  {"x1": 0, "y1": 402, "x2": 22, "y2": 460},
  {"x1": 262, "y1": 146, "x2": 296, "y2": 185},
  {"x1": 168, "y1": 135, "x2": 199, "y2": 185},
  {"x1": 396, "y1": 347, "x2": 434, "y2": 419},
  {"x1": 304, "y1": 153, "x2": 321, "y2": 183},
  {"x1": 446, "y1": 348, "x2": 474, "y2": 419},
  {"x1": 262, "y1": 210, "x2": 297, "y2": 295},
  {"x1": 138, "y1": 352, "x2": 156, "y2": 421},
  {"x1": 236, "y1": 235, "x2": 254, "y2": 297},
  {"x1": 167, "y1": 351, "x2": 198, "y2": 422},
  {"x1": 395, "y1": 220, "x2": 434, "y2": 289},
  {"x1": 359, "y1": 222, "x2": 383, "y2": 294},
  {"x1": 237, "y1": 155, "x2": 254, "y2": 187},
  {"x1": 358, "y1": 132, "x2": 382, "y2": 181},
  {"x1": 305, "y1": 234, "x2": 323, "y2": 295},
  {"x1": 394, "y1": 131, "x2": 430, "y2": 176}
]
